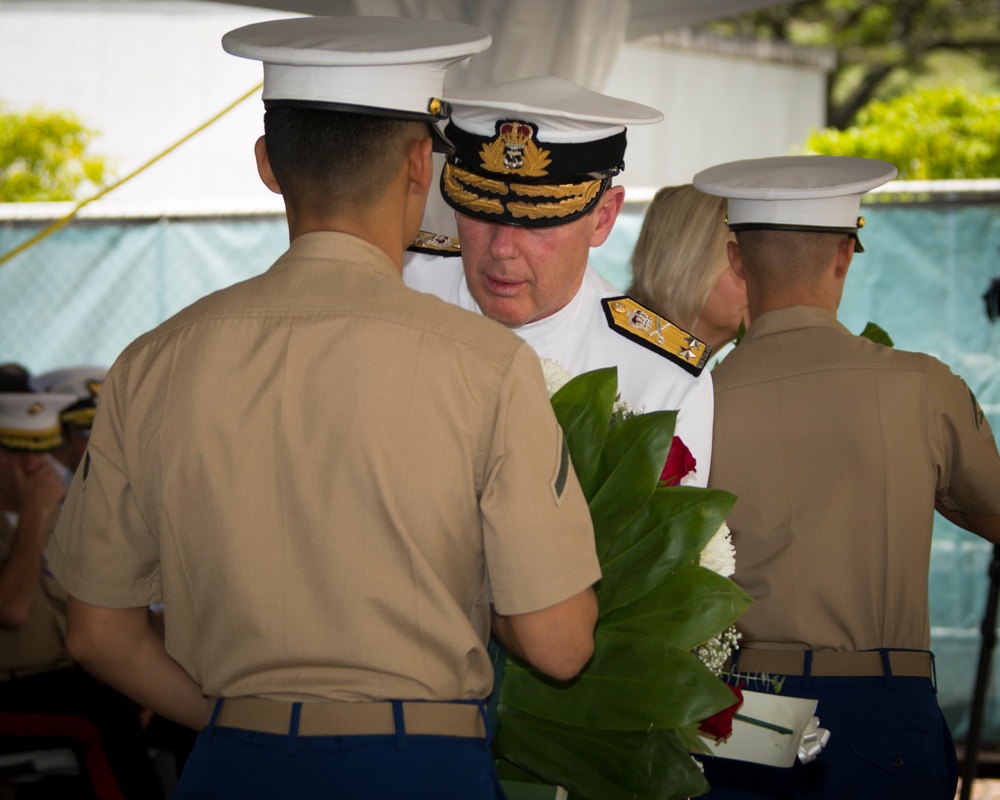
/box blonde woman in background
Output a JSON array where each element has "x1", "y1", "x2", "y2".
[{"x1": 628, "y1": 184, "x2": 749, "y2": 352}]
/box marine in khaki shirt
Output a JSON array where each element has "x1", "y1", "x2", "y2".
[
  {"x1": 695, "y1": 156, "x2": 1000, "y2": 800},
  {"x1": 45, "y1": 17, "x2": 599, "y2": 800},
  {"x1": 48, "y1": 231, "x2": 601, "y2": 702},
  {"x1": 711, "y1": 305, "x2": 1000, "y2": 652}
]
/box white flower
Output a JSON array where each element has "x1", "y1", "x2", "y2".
[
  {"x1": 612, "y1": 397, "x2": 633, "y2": 418},
  {"x1": 694, "y1": 625, "x2": 741, "y2": 676},
  {"x1": 540, "y1": 358, "x2": 573, "y2": 398},
  {"x1": 695, "y1": 522, "x2": 740, "y2": 674},
  {"x1": 699, "y1": 521, "x2": 736, "y2": 579},
  {"x1": 612, "y1": 397, "x2": 648, "y2": 419}
]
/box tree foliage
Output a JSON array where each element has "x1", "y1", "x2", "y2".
[
  {"x1": 707, "y1": 0, "x2": 1000, "y2": 129},
  {"x1": 0, "y1": 103, "x2": 108, "y2": 202},
  {"x1": 805, "y1": 86, "x2": 1000, "y2": 178}
]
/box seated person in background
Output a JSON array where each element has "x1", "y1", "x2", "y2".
[
  {"x1": 35, "y1": 366, "x2": 108, "y2": 476},
  {"x1": 628, "y1": 184, "x2": 748, "y2": 353},
  {"x1": 0, "y1": 392, "x2": 165, "y2": 800}
]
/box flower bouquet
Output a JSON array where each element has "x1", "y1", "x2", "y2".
[{"x1": 493, "y1": 366, "x2": 752, "y2": 799}]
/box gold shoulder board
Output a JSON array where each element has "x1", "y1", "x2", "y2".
[
  {"x1": 407, "y1": 230, "x2": 461, "y2": 257},
  {"x1": 601, "y1": 296, "x2": 711, "y2": 377}
]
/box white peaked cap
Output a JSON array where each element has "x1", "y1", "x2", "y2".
[
  {"x1": 438, "y1": 76, "x2": 662, "y2": 226},
  {"x1": 34, "y1": 366, "x2": 108, "y2": 401},
  {"x1": 446, "y1": 75, "x2": 663, "y2": 143},
  {"x1": 693, "y1": 155, "x2": 897, "y2": 233},
  {"x1": 0, "y1": 392, "x2": 77, "y2": 451},
  {"x1": 222, "y1": 16, "x2": 492, "y2": 120}
]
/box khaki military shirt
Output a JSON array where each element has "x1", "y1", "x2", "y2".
[
  {"x1": 709, "y1": 306, "x2": 1000, "y2": 652},
  {"x1": 0, "y1": 511, "x2": 68, "y2": 671},
  {"x1": 48, "y1": 232, "x2": 600, "y2": 702}
]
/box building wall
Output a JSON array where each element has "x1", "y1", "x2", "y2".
[
  {"x1": 0, "y1": 1, "x2": 828, "y2": 213},
  {"x1": 603, "y1": 40, "x2": 828, "y2": 188},
  {"x1": 0, "y1": 1, "x2": 288, "y2": 206}
]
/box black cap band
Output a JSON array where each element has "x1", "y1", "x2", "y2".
[
  {"x1": 731, "y1": 223, "x2": 864, "y2": 252},
  {"x1": 444, "y1": 120, "x2": 626, "y2": 183},
  {"x1": 263, "y1": 98, "x2": 455, "y2": 153}
]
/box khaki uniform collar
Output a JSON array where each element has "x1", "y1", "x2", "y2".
[
  {"x1": 284, "y1": 231, "x2": 402, "y2": 282},
  {"x1": 742, "y1": 305, "x2": 849, "y2": 345}
]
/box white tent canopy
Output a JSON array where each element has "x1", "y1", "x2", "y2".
[
  {"x1": 1, "y1": 0, "x2": 809, "y2": 208},
  {"x1": 198, "y1": 0, "x2": 783, "y2": 90}
]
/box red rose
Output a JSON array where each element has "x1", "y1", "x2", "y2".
[
  {"x1": 698, "y1": 683, "x2": 744, "y2": 742},
  {"x1": 660, "y1": 436, "x2": 696, "y2": 486}
]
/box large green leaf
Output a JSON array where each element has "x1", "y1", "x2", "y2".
[
  {"x1": 495, "y1": 707, "x2": 710, "y2": 800},
  {"x1": 859, "y1": 321, "x2": 894, "y2": 347},
  {"x1": 588, "y1": 412, "x2": 677, "y2": 558},
  {"x1": 676, "y1": 724, "x2": 714, "y2": 757},
  {"x1": 550, "y1": 368, "x2": 618, "y2": 497},
  {"x1": 602, "y1": 409, "x2": 677, "y2": 477},
  {"x1": 602, "y1": 486, "x2": 733, "y2": 565},
  {"x1": 602, "y1": 564, "x2": 752, "y2": 650},
  {"x1": 499, "y1": 633, "x2": 738, "y2": 731},
  {"x1": 595, "y1": 489, "x2": 735, "y2": 615},
  {"x1": 494, "y1": 368, "x2": 749, "y2": 799}
]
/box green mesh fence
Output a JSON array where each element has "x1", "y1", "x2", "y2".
[{"x1": 2, "y1": 190, "x2": 999, "y2": 742}]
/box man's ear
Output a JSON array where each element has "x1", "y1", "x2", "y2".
[
  {"x1": 834, "y1": 235, "x2": 855, "y2": 280},
  {"x1": 728, "y1": 239, "x2": 746, "y2": 280},
  {"x1": 254, "y1": 136, "x2": 282, "y2": 195},
  {"x1": 589, "y1": 184, "x2": 626, "y2": 247},
  {"x1": 406, "y1": 136, "x2": 434, "y2": 199}
]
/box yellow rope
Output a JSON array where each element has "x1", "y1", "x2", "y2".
[{"x1": 0, "y1": 81, "x2": 264, "y2": 270}]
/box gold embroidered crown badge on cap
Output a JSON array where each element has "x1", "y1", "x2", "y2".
[{"x1": 479, "y1": 120, "x2": 552, "y2": 177}]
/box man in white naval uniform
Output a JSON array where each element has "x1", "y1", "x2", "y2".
[{"x1": 405, "y1": 77, "x2": 715, "y2": 484}]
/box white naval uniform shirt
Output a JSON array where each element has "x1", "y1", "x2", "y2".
[{"x1": 404, "y1": 252, "x2": 714, "y2": 486}]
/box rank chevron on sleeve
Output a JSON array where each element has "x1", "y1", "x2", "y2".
[{"x1": 601, "y1": 295, "x2": 711, "y2": 377}]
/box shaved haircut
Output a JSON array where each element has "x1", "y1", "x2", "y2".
[
  {"x1": 263, "y1": 108, "x2": 429, "y2": 215},
  {"x1": 736, "y1": 229, "x2": 852, "y2": 292}
]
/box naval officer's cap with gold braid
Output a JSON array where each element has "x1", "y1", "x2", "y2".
[
  {"x1": 693, "y1": 155, "x2": 897, "y2": 253},
  {"x1": 35, "y1": 366, "x2": 108, "y2": 430},
  {"x1": 222, "y1": 16, "x2": 492, "y2": 154},
  {"x1": 441, "y1": 76, "x2": 663, "y2": 227},
  {"x1": 0, "y1": 393, "x2": 76, "y2": 452}
]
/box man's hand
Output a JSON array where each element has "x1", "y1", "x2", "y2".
[
  {"x1": 16, "y1": 455, "x2": 66, "y2": 523},
  {"x1": 0, "y1": 453, "x2": 66, "y2": 628}
]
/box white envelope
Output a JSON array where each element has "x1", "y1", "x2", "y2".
[{"x1": 697, "y1": 690, "x2": 819, "y2": 768}]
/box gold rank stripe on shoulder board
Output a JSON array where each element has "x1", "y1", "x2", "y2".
[
  {"x1": 407, "y1": 230, "x2": 462, "y2": 257},
  {"x1": 601, "y1": 296, "x2": 711, "y2": 377}
]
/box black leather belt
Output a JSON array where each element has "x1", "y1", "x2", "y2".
[{"x1": 728, "y1": 649, "x2": 934, "y2": 679}]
